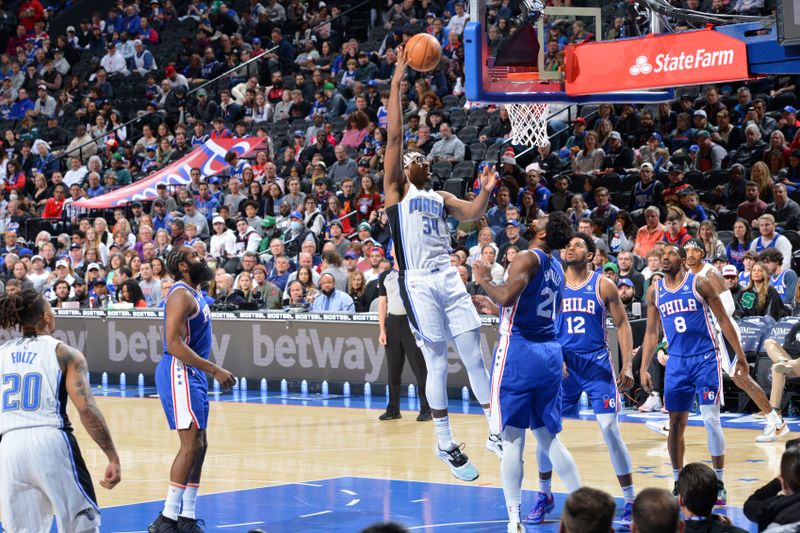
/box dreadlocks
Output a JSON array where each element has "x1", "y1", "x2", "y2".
[{"x1": 0, "y1": 289, "x2": 48, "y2": 333}]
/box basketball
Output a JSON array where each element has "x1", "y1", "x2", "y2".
[{"x1": 405, "y1": 33, "x2": 442, "y2": 72}]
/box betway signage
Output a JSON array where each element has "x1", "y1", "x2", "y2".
[{"x1": 565, "y1": 28, "x2": 749, "y2": 96}]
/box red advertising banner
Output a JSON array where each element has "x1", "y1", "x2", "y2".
[{"x1": 564, "y1": 28, "x2": 750, "y2": 96}]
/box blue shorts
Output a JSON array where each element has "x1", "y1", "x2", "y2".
[
  {"x1": 664, "y1": 351, "x2": 722, "y2": 413},
  {"x1": 562, "y1": 348, "x2": 619, "y2": 418},
  {"x1": 155, "y1": 355, "x2": 209, "y2": 430},
  {"x1": 490, "y1": 336, "x2": 563, "y2": 435}
]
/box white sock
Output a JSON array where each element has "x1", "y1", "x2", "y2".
[
  {"x1": 179, "y1": 483, "x2": 199, "y2": 519},
  {"x1": 539, "y1": 477, "x2": 552, "y2": 497},
  {"x1": 673, "y1": 469, "x2": 680, "y2": 482},
  {"x1": 767, "y1": 410, "x2": 783, "y2": 426},
  {"x1": 483, "y1": 407, "x2": 491, "y2": 420},
  {"x1": 434, "y1": 415, "x2": 456, "y2": 450},
  {"x1": 714, "y1": 468, "x2": 724, "y2": 482},
  {"x1": 501, "y1": 426, "x2": 525, "y2": 523},
  {"x1": 163, "y1": 483, "x2": 186, "y2": 520},
  {"x1": 622, "y1": 484, "x2": 635, "y2": 503}
]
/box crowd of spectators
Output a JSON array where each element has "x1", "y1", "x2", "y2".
[{"x1": 0, "y1": 0, "x2": 790, "y2": 318}]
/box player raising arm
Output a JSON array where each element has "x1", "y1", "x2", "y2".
[
  {"x1": 0, "y1": 290, "x2": 120, "y2": 532},
  {"x1": 640, "y1": 244, "x2": 748, "y2": 506},
  {"x1": 382, "y1": 44, "x2": 502, "y2": 481},
  {"x1": 473, "y1": 213, "x2": 582, "y2": 533}
]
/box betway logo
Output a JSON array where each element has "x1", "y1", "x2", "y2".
[{"x1": 629, "y1": 48, "x2": 736, "y2": 76}]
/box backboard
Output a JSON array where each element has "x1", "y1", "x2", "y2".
[{"x1": 464, "y1": 1, "x2": 674, "y2": 104}]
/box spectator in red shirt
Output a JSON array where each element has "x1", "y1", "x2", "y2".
[
  {"x1": 355, "y1": 174, "x2": 381, "y2": 221},
  {"x1": 41, "y1": 184, "x2": 67, "y2": 218},
  {"x1": 4, "y1": 160, "x2": 25, "y2": 193},
  {"x1": 18, "y1": 0, "x2": 43, "y2": 32}
]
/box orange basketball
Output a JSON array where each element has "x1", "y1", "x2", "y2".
[{"x1": 405, "y1": 33, "x2": 442, "y2": 72}]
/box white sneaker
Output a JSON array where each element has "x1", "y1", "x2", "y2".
[
  {"x1": 486, "y1": 433, "x2": 503, "y2": 459},
  {"x1": 507, "y1": 522, "x2": 523, "y2": 533},
  {"x1": 756, "y1": 422, "x2": 790, "y2": 443},
  {"x1": 639, "y1": 393, "x2": 663, "y2": 412},
  {"x1": 774, "y1": 361, "x2": 794, "y2": 375},
  {"x1": 645, "y1": 420, "x2": 670, "y2": 437}
]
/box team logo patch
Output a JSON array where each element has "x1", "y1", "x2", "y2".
[
  {"x1": 602, "y1": 395, "x2": 616, "y2": 409},
  {"x1": 702, "y1": 388, "x2": 715, "y2": 401}
]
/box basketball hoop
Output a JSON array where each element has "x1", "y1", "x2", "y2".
[{"x1": 506, "y1": 102, "x2": 550, "y2": 147}]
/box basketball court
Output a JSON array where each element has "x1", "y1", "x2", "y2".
[{"x1": 6, "y1": 385, "x2": 791, "y2": 531}]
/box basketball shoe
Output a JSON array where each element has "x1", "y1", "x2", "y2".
[
  {"x1": 527, "y1": 492, "x2": 555, "y2": 524},
  {"x1": 148, "y1": 514, "x2": 178, "y2": 533},
  {"x1": 435, "y1": 444, "x2": 479, "y2": 481}
]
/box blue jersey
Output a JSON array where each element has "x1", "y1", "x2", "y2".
[
  {"x1": 558, "y1": 270, "x2": 607, "y2": 354},
  {"x1": 162, "y1": 281, "x2": 212, "y2": 360},
  {"x1": 771, "y1": 270, "x2": 788, "y2": 298},
  {"x1": 499, "y1": 249, "x2": 564, "y2": 342},
  {"x1": 655, "y1": 272, "x2": 717, "y2": 357}
]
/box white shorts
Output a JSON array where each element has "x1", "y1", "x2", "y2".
[
  {"x1": 0, "y1": 427, "x2": 101, "y2": 533},
  {"x1": 397, "y1": 266, "x2": 481, "y2": 346}
]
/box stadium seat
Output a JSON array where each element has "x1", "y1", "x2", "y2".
[
  {"x1": 716, "y1": 210, "x2": 738, "y2": 231},
  {"x1": 705, "y1": 169, "x2": 731, "y2": 189},
  {"x1": 452, "y1": 161, "x2": 477, "y2": 181},
  {"x1": 441, "y1": 94, "x2": 459, "y2": 110},
  {"x1": 684, "y1": 170, "x2": 705, "y2": 191},
  {"x1": 466, "y1": 109, "x2": 490, "y2": 128},
  {"x1": 598, "y1": 173, "x2": 622, "y2": 192},
  {"x1": 622, "y1": 173, "x2": 640, "y2": 190},
  {"x1": 457, "y1": 126, "x2": 478, "y2": 144},
  {"x1": 329, "y1": 117, "x2": 346, "y2": 133},
  {"x1": 430, "y1": 161, "x2": 453, "y2": 180},
  {"x1": 770, "y1": 92, "x2": 797, "y2": 111},
  {"x1": 442, "y1": 178, "x2": 466, "y2": 197},
  {"x1": 717, "y1": 230, "x2": 734, "y2": 246},
  {"x1": 741, "y1": 316, "x2": 777, "y2": 363},
  {"x1": 611, "y1": 191, "x2": 631, "y2": 210},
  {"x1": 449, "y1": 109, "x2": 467, "y2": 129},
  {"x1": 485, "y1": 142, "x2": 504, "y2": 162},
  {"x1": 469, "y1": 142, "x2": 487, "y2": 161}
]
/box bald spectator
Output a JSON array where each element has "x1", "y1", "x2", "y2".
[{"x1": 309, "y1": 273, "x2": 355, "y2": 312}]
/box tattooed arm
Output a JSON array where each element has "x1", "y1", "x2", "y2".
[{"x1": 57, "y1": 342, "x2": 121, "y2": 490}]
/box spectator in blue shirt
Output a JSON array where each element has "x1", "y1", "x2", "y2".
[
  {"x1": 309, "y1": 272, "x2": 355, "y2": 313},
  {"x1": 195, "y1": 182, "x2": 220, "y2": 220},
  {"x1": 486, "y1": 186, "x2": 511, "y2": 235},
  {"x1": 268, "y1": 255, "x2": 292, "y2": 291},
  {"x1": 9, "y1": 88, "x2": 33, "y2": 119}
]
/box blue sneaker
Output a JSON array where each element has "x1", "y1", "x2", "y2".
[
  {"x1": 526, "y1": 492, "x2": 555, "y2": 524},
  {"x1": 618, "y1": 502, "x2": 634, "y2": 527},
  {"x1": 435, "y1": 444, "x2": 479, "y2": 481}
]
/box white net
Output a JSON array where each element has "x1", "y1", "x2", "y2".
[{"x1": 506, "y1": 102, "x2": 550, "y2": 147}]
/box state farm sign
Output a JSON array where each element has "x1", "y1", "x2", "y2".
[{"x1": 565, "y1": 28, "x2": 749, "y2": 96}]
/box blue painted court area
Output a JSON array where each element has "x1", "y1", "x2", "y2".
[{"x1": 94, "y1": 476, "x2": 756, "y2": 532}]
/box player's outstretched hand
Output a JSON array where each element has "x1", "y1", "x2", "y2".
[
  {"x1": 479, "y1": 164, "x2": 497, "y2": 193},
  {"x1": 471, "y1": 259, "x2": 491, "y2": 286},
  {"x1": 617, "y1": 365, "x2": 634, "y2": 391},
  {"x1": 640, "y1": 369, "x2": 653, "y2": 393},
  {"x1": 213, "y1": 367, "x2": 236, "y2": 391},
  {"x1": 100, "y1": 460, "x2": 121, "y2": 490},
  {"x1": 472, "y1": 294, "x2": 499, "y2": 315},
  {"x1": 392, "y1": 45, "x2": 408, "y2": 85}
]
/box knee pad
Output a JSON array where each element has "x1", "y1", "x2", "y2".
[{"x1": 700, "y1": 404, "x2": 725, "y2": 456}]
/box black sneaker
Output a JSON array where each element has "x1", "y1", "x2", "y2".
[
  {"x1": 379, "y1": 410, "x2": 401, "y2": 420},
  {"x1": 417, "y1": 410, "x2": 432, "y2": 421},
  {"x1": 672, "y1": 482, "x2": 678, "y2": 498},
  {"x1": 178, "y1": 517, "x2": 206, "y2": 533},
  {"x1": 148, "y1": 514, "x2": 178, "y2": 533}
]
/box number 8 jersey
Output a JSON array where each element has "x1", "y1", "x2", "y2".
[
  {"x1": 499, "y1": 249, "x2": 564, "y2": 342},
  {"x1": 655, "y1": 272, "x2": 718, "y2": 357},
  {"x1": 0, "y1": 335, "x2": 69, "y2": 436}
]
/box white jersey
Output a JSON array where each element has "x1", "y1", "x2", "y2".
[
  {"x1": 0, "y1": 335, "x2": 68, "y2": 436},
  {"x1": 386, "y1": 182, "x2": 452, "y2": 271},
  {"x1": 696, "y1": 262, "x2": 740, "y2": 374}
]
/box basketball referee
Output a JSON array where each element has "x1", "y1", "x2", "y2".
[{"x1": 378, "y1": 266, "x2": 431, "y2": 421}]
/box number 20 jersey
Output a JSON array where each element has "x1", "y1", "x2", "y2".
[
  {"x1": 558, "y1": 271, "x2": 607, "y2": 354},
  {"x1": 655, "y1": 272, "x2": 718, "y2": 357},
  {"x1": 499, "y1": 249, "x2": 564, "y2": 342},
  {"x1": 386, "y1": 182, "x2": 452, "y2": 272}
]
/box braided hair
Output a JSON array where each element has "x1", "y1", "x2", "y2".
[
  {"x1": 165, "y1": 246, "x2": 192, "y2": 279},
  {"x1": 0, "y1": 289, "x2": 48, "y2": 333}
]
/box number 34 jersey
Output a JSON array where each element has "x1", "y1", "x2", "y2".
[
  {"x1": 499, "y1": 249, "x2": 564, "y2": 343},
  {"x1": 558, "y1": 271, "x2": 608, "y2": 355},
  {"x1": 654, "y1": 272, "x2": 718, "y2": 357},
  {"x1": 386, "y1": 182, "x2": 452, "y2": 272}
]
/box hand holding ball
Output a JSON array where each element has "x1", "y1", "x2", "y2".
[{"x1": 404, "y1": 34, "x2": 442, "y2": 72}]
